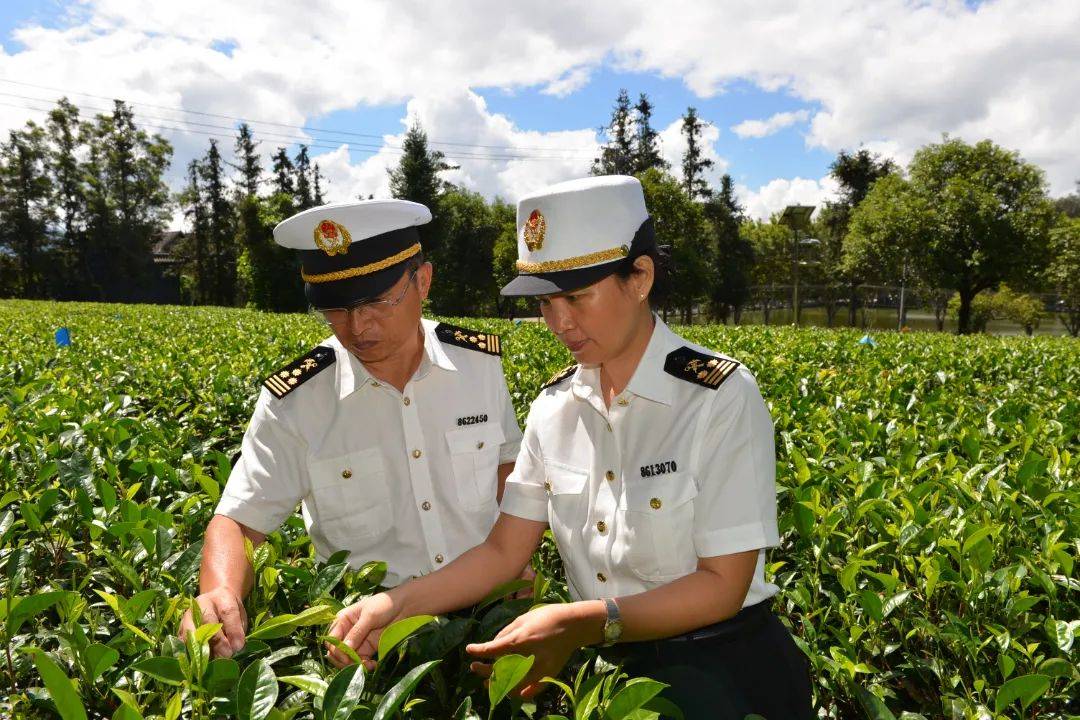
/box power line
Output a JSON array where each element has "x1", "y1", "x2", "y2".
[
  {"x1": 0, "y1": 97, "x2": 596, "y2": 164},
  {"x1": 0, "y1": 77, "x2": 599, "y2": 156}
]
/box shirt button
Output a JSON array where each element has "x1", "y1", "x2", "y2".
[
  {"x1": 606, "y1": 422, "x2": 613, "y2": 432},
  {"x1": 412, "y1": 449, "x2": 422, "y2": 459},
  {"x1": 435, "y1": 554, "x2": 444, "y2": 564},
  {"x1": 650, "y1": 497, "x2": 662, "y2": 510},
  {"x1": 370, "y1": 380, "x2": 380, "y2": 387},
  {"x1": 596, "y1": 572, "x2": 607, "y2": 583},
  {"x1": 421, "y1": 501, "x2": 432, "y2": 511},
  {"x1": 617, "y1": 398, "x2": 629, "y2": 406},
  {"x1": 341, "y1": 468, "x2": 352, "y2": 479},
  {"x1": 403, "y1": 396, "x2": 411, "y2": 406},
  {"x1": 476, "y1": 441, "x2": 484, "y2": 449},
  {"x1": 605, "y1": 470, "x2": 615, "y2": 482},
  {"x1": 544, "y1": 481, "x2": 552, "y2": 492},
  {"x1": 596, "y1": 520, "x2": 607, "y2": 533}
]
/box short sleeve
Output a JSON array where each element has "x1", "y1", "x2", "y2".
[
  {"x1": 498, "y1": 403, "x2": 549, "y2": 522},
  {"x1": 494, "y1": 361, "x2": 523, "y2": 464},
  {"x1": 691, "y1": 369, "x2": 780, "y2": 558},
  {"x1": 215, "y1": 390, "x2": 309, "y2": 535}
]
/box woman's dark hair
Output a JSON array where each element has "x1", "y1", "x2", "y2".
[{"x1": 613, "y1": 244, "x2": 671, "y2": 307}]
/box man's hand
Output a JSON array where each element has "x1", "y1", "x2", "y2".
[
  {"x1": 324, "y1": 592, "x2": 402, "y2": 669},
  {"x1": 466, "y1": 603, "x2": 593, "y2": 700},
  {"x1": 179, "y1": 587, "x2": 248, "y2": 658}
]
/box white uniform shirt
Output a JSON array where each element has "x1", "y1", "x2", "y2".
[
  {"x1": 500, "y1": 317, "x2": 780, "y2": 607},
  {"x1": 216, "y1": 318, "x2": 523, "y2": 587}
]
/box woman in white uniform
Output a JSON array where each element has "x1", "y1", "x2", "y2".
[{"x1": 327, "y1": 176, "x2": 812, "y2": 719}]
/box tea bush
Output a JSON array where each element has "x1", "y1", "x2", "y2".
[{"x1": 1, "y1": 300, "x2": 1077, "y2": 719}]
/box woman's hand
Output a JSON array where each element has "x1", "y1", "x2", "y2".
[
  {"x1": 324, "y1": 592, "x2": 403, "y2": 669},
  {"x1": 466, "y1": 602, "x2": 602, "y2": 700}
]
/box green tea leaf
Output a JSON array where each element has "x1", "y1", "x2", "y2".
[
  {"x1": 994, "y1": 673, "x2": 1050, "y2": 712},
  {"x1": 372, "y1": 660, "x2": 441, "y2": 720},
  {"x1": 322, "y1": 664, "x2": 367, "y2": 720},
  {"x1": 236, "y1": 658, "x2": 278, "y2": 720},
  {"x1": 487, "y1": 653, "x2": 535, "y2": 710},
  {"x1": 26, "y1": 648, "x2": 88, "y2": 720},
  {"x1": 377, "y1": 614, "x2": 436, "y2": 660}
]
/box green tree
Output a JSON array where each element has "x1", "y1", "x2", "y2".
[
  {"x1": 592, "y1": 89, "x2": 634, "y2": 176},
  {"x1": 233, "y1": 123, "x2": 261, "y2": 197},
  {"x1": 1047, "y1": 217, "x2": 1080, "y2": 336},
  {"x1": 680, "y1": 107, "x2": 713, "y2": 200},
  {"x1": 632, "y1": 94, "x2": 668, "y2": 174},
  {"x1": 294, "y1": 145, "x2": 314, "y2": 211},
  {"x1": 1053, "y1": 180, "x2": 1080, "y2": 218},
  {"x1": 850, "y1": 138, "x2": 1055, "y2": 334},
  {"x1": 80, "y1": 101, "x2": 172, "y2": 301},
  {"x1": 433, "y1": 188, "x2": 502, "y2": 316},
  {"x1": 177, "y1": 159, "x2": 210, "y2": 303},
  {"x1": 638, "y1": 168, "x2": 710, "y2": 322},
  {"x1": 0, "y1": 123, "x2": 54, "y2": 298},
  {"x1": 821, "y1": 149, "x2": 897, "y2": 325},
  {"x1": 200, "y1": 140, "x2": 236, "y2": 304},
  {"x1": 489, "y1": 198, "x2": 520, "y2": 316},
  {"x1": 45, "y1": 98, "x2": 88, "y2": 298},
  {"x1": 271, "y1": 147, "x2": 295, "y2": 199},
  {"x1": 704, "y1": 175, "x2": 753, "y2": 323},
  {"x1": 742, "y1": 219, "x2": 791, "y2": 324},
  {"x1": 388, "y1": 122, "x2": 452, "y2": 285}
]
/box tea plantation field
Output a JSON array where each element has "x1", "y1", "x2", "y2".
[{"x1": 1, "y1": 300, "x2": 1077, "y2": 719}]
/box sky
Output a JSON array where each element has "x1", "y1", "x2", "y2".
[{"x1": 0, "y1": 0, "x2": 1077, "y2": 228}]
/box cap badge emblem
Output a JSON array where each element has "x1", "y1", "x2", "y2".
[
  {"x1": 523, "y1": 209, "x2": 546, "y2": 251},
  {"x1": 314, "y1": 219, "x2": 352, "y2": 256}
]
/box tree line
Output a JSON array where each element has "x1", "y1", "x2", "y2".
[{"x1": 1, "y1": 94, "x2": 1078, "y2": 335}]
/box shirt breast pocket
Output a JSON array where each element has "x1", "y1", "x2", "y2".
[
  {"x1": 445, "y1": 423, "x2": 506, "y2": 511},
  {"x1": 307, "y1": 447, "x2": 393, "y2": 545},
  {"x1": 622, "y1": 472, "x2": 699, "y2": 581}
]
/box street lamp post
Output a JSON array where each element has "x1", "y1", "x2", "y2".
[{"x1": 779, "y1": 205, "x2": 816, "y2": 325}]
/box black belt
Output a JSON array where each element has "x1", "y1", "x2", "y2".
[{"x1": 601, "y1": 601, "x2": 772, "y2": 660}]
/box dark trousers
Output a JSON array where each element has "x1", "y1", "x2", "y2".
[{"x1": 600, "y1": 602, "x2": 812, "y2": 720}]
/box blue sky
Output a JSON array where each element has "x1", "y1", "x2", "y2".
[{"x1": 0, "y1": 1, "x2": 1077, "y2": 222}]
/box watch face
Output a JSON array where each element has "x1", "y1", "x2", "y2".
[{"x1": 604, "y1": 619, "x2": 623, "y2": 643}]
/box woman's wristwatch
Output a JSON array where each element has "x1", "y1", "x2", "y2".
[{"x1": 601, "y1": 597, "x2": 623, "y2": 646}]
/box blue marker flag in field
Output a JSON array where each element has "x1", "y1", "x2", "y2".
[
  {"x1": 55, "y1": 327, "x2": 71, "y2": 347},
  {"x1": 858, "y1": 334, "x2": 877, "y2": 347}
]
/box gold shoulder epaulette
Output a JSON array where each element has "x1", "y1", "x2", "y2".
[
  {"x1": 663, "y1": 347, "x2": 739, "y2": 390},
  {"x1": 434, "y1": 322, "x2": 501, "y2": 356},
  {"x1": 541, "y1": 364, "x2": 578, "y2": 390},
  {"x1": 263, "y1": 346, "x2": 336, "y2": 399}
]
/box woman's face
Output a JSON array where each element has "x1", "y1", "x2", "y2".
[{"x1": 538, "y1": 257, "x2": 654, "y2": 366}]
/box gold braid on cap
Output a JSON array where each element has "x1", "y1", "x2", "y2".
[
  {"x1": 516, "y1": 245, "x2": 629, "y2": 274},
  {"x1": 301, "y1": 243, "x2": 422, "y2": 283}
]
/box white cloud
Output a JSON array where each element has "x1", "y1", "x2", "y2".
[
  {"x1": 731, "y1": 110, "x2": 810, "y2": 139},
  {"x1": 542, "y1": 66, "x2": 594, "y2": 97},
  {"x1": 311, "y1": 90, "x2": 599, "y2": 204},
  {"x1": 737, "y1": 176, "x2": 839, "y2": 222},
  {"x1": 1, "y1": 0, "x2": 1078, "y2": 225}
]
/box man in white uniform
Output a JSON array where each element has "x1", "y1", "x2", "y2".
[{"x1": 179, "y1": 199, "x2": 522, "y2": 658}]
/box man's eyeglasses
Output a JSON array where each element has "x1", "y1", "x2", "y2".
[{"x1": 313, "y1": 268, "x2": 418, "y2": 327}]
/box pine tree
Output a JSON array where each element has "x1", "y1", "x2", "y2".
[
  {"x1": 313, "y1": 162, "x2": 325, "y2": 206},
  {"x1": 46, "y1": 98, "x2": 88, "y2": 297},
  {"x1": 632, "y1": 93, "x2": 668, "y2": 174},
  {"x1": 706, "y1": 174, "x2": 753, "y2": 323},
  {"x1": 294, "y1": 145, "x2": 313, "y2": 210},
  {"x1": 591, "y1": 89, "x2": 634, "y2": 175},
  {"x1": 0, "y1": 123, "x2": 54, "y2": 297},
  {"x1": 388, "y1": 122, "x2": 451, "y2": 266},
  {"x1": 234, "y1": 123, "x2": 261, "y2": 197},
  {"x1": 271, "y1": 147, "x2": 295, "y2": 197},
  {"x1": 200, "y1": 139, "x2": 235, "y2": 304},
  {"x1": 680, "y1": 107, "x2": 714, "y2": 200},
  {"x1": 179, "y1": 159, "x2": 210, "y2": 303}
]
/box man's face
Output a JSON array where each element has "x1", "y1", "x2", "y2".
[{"x1": 329, "y1": 262, "x2": 433, "y2": 364}]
